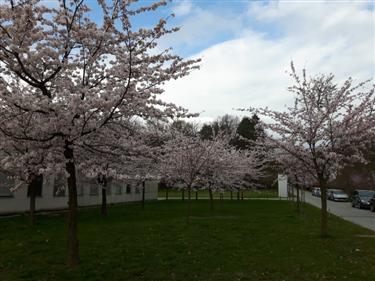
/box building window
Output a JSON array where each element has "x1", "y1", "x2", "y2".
[
  {"x1": 53, "y1": 175, "x2": 66, "y2": 197},
  {"x1": 77, "y1": 185, "x2": 84, "y2": 196},
  {"x1": 0, "y1": 172, "x2": 13, "y2": 198},
  {"x1": 27, "y1": 175, "x2": 43, "y2": 197},
  {"x1": 126, "y1": 184, "x2": 131, "y2": 194},
  {"x1": 90, "y1": 185, "x2": 99, "y2": 196},
  {"x1": 135, "y1": 185, "x2": 140, "y2": 194},
  {"x1": 115, "y1": 184, "x2": 122, "y2": 195},
  {"x1": 0, "y1": 186, "x2": 12, "y2": 198}
]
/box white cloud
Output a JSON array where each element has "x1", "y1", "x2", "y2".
[
  {"x1": 161, "y1": 4, "x2": 245, "y2": 52},
  {"x1": 162, "y1": 1, "x2": 375, "y2": 122},
  {"x1": 173, "y1": 1, "x2": 193, "y2": 17}
]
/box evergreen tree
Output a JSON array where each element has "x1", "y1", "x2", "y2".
[
  {"x1": 232, "y1": 114, "x2": 263, "y2": 150},
  {"x1": 199, "y1": 124, "x2": 214, "y2": 140}
]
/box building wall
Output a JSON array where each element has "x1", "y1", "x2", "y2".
[{"x1": 0, "y1": 174, "x2": 158, "y2": 215}]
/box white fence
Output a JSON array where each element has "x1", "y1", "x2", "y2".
[{"x1": 0, "y1": 174, "x2": 158, "y2": 215}]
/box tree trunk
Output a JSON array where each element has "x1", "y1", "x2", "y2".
[
  {"x1": 296, "y1": 184, "x2": 301, "y2": 213},
  {"x1": 182, "y1": 190, "x2": 185, "y2": 201},
  {"x1": 28, "y1": 177, "x2": 37, "y2": 226},
  {"x1": 291, "y1": 185, "x2": 295, "y2": 202},
  {"x1": 64, "y1": 142, "x2": 80, "y2": 268},
  {"x1": 142, "y1": 180, "x2": 145, "y2": 209},
  {"x1": 195, "y1": 191, "x2": 198, "y2": 200},
  {"x1": 99, "y1": 175, "x2": 108, "y2": 217},
  {"x1": 209, "y1": 187, "x2": 214, "y2": 210},
  {"x1": 241, "y1": 191, "x2": 244, "y2": 200},
  {"x1": 101, "y1": 187, "x2": 107, "y2": 217},
  {"x1": 237, "y1": 190, "x2": 240, "y2": 200},
  {"x1": 230, "y1": 190, "x2": 233, "y2": 200},
  {"x1": 165, "y1": 189, "x2": 168, "y2": 200},
  {"x1": 319, "y1": 179, "x2": 328, "y2": 238},
  {"x1": 187, "y1": 186, "x2": 191, "y2": 224}
]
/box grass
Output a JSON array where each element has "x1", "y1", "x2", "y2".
[
  {"x1": 158, "y1": 188, "x2": 278, "y2": 199},
  {"x1": 0, "y1": 200, "x2": 374, "y2": 281}
]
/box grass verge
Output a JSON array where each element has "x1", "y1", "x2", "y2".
[{"x1": 0, "y1": 200, "x2": 374, "y2": 281}]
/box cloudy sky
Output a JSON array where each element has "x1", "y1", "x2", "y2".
[
  {"x1": 149, "y1": 0, "x2": 375, "y2": 123},
  {"x1": 37, "y1": 0, "x2": 374, "y2": 123}
]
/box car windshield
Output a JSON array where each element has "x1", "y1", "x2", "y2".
[
  {"x1": 333, "y1": 191, "x2": 346, "y2": 195},
  {"x1": 358, "y1": 190, "x2": 375, "y2": 197}
]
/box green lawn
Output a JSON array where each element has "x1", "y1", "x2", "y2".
[
  {"x1": 159, "y1": 188, "x2": 278, "y2": 199},
  {"x1": 0, "y1": 200, "x2": 374, "y2": 281}
]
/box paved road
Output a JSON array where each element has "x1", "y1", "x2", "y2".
[{"x1": 304, "y1": 192, "x2": 375, "y2": 232}]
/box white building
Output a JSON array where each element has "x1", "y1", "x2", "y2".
[
  {"x1": 278, "y1": 174, "x2": 288, "y2": 198},
  {"x1": 0, "y1": 172, "x2": 158, "y2": 215}
]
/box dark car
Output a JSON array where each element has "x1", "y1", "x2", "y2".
[
  {"x1": 370, "y1": 194, "x2": 375, "y2": 212},
  {"x1": 328, "y1": 189, "x2": 349, "y2": 202},
  {"x1": 351, "y1": 190, "x2": 375, "y2": 209}
]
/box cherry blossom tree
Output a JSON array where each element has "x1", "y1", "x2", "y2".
[
  {"x1": 0, "y1": 134, "x2": 63, "y2": 225},
  {"x1": 160, "y1": 132, "x2": 218, "y2": 206},
  {"x1": 161, "y1": 131, "x2": 265, "y2": 216},
  {"x1": 199, "y1": 144, "x2": 265, "y2": 209},
  {"x1": 76, "y1": 121, "x2": 162, "y2": 214},
  {"x1": 273, "y1": 150, "x2": 315, "y2": 212},
  {"x1": 0, "y1": 0, "x2": 199, "y2": 266},
  {"x1": 247, "y1": 63, "x2": 375, "y2": 237}
]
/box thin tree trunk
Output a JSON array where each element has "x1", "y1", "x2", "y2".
[
  {"x1": 237, "y1": 190, "x2": 240, "y2": 200},
  {"x1": 296, "y1": 184, "x2": 301, "y2": 213},
  {"x1": 101, "y1": 187, "x2": 107, "y2": 216},
  {"x1": 28, "y1": 177, "x2": 37, "y2": 226},
  {"x1": 165, "y1": 189, "x2": 168, "y2": 200},
  {"x1": 187, "y1": 186, "x2": 191, "y2": 224},
  {"x1": 182, "y1": 190, "x2": 185, "y2": 201},
  {"x1": 209, "y1": 187, "x2": 214, "y2": 210},
  {"x1": 319, "y1": 179, "x2": 328, "y2": 238},
  {"x1": 195, "y1": 191, "x2": 198, "y2": 200},
  {"x1": 294, "y1": 175, "x2": 301, "y2": 213},
  {"x1": 241, "y1": 191, "x2": 244, "y2": 200},
  {"x1": 230, "y1": 190, "x2": 233, "y2": 200},
  {"x1": 300, "y1": 186, "x2": 305, "y2": 215},
  {"x1": 291, "y1": 185, "x2": 295, "y2": 202},
  {"x1": 64, "y1": 142, "x2": 80, "y2": 268},
  {"x1": 99, "y1": 175, "x2": 108, "y2": 217},
  {"x1": 142, "y1": 180, "x2": 145, "y2": 209}
]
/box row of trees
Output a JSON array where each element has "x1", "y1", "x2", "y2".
[{"x1": 160, "y1": 129, "x2": 265, "y2": 219}]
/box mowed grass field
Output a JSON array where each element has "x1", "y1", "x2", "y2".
[{"x1": 0, "y1": 200, "x2": 374, "y2": 281}]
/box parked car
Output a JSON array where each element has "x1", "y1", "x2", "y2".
[
  {"x1": 351, "y1": 190, "x2": 375, "y2": 209},
  {"x1": 312, "y1": 187, "x2": 321, "y2": 197},
  {"x1": 370, "y1": 194, "x2": 375, "y2": 212},
  {"x1": 327, "y1": 189, "x2": 349, "y2": 202}
]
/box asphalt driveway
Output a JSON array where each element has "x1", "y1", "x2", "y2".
[{"x1": 304, "y1": 192, "x2": 375, "y2": 232}]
